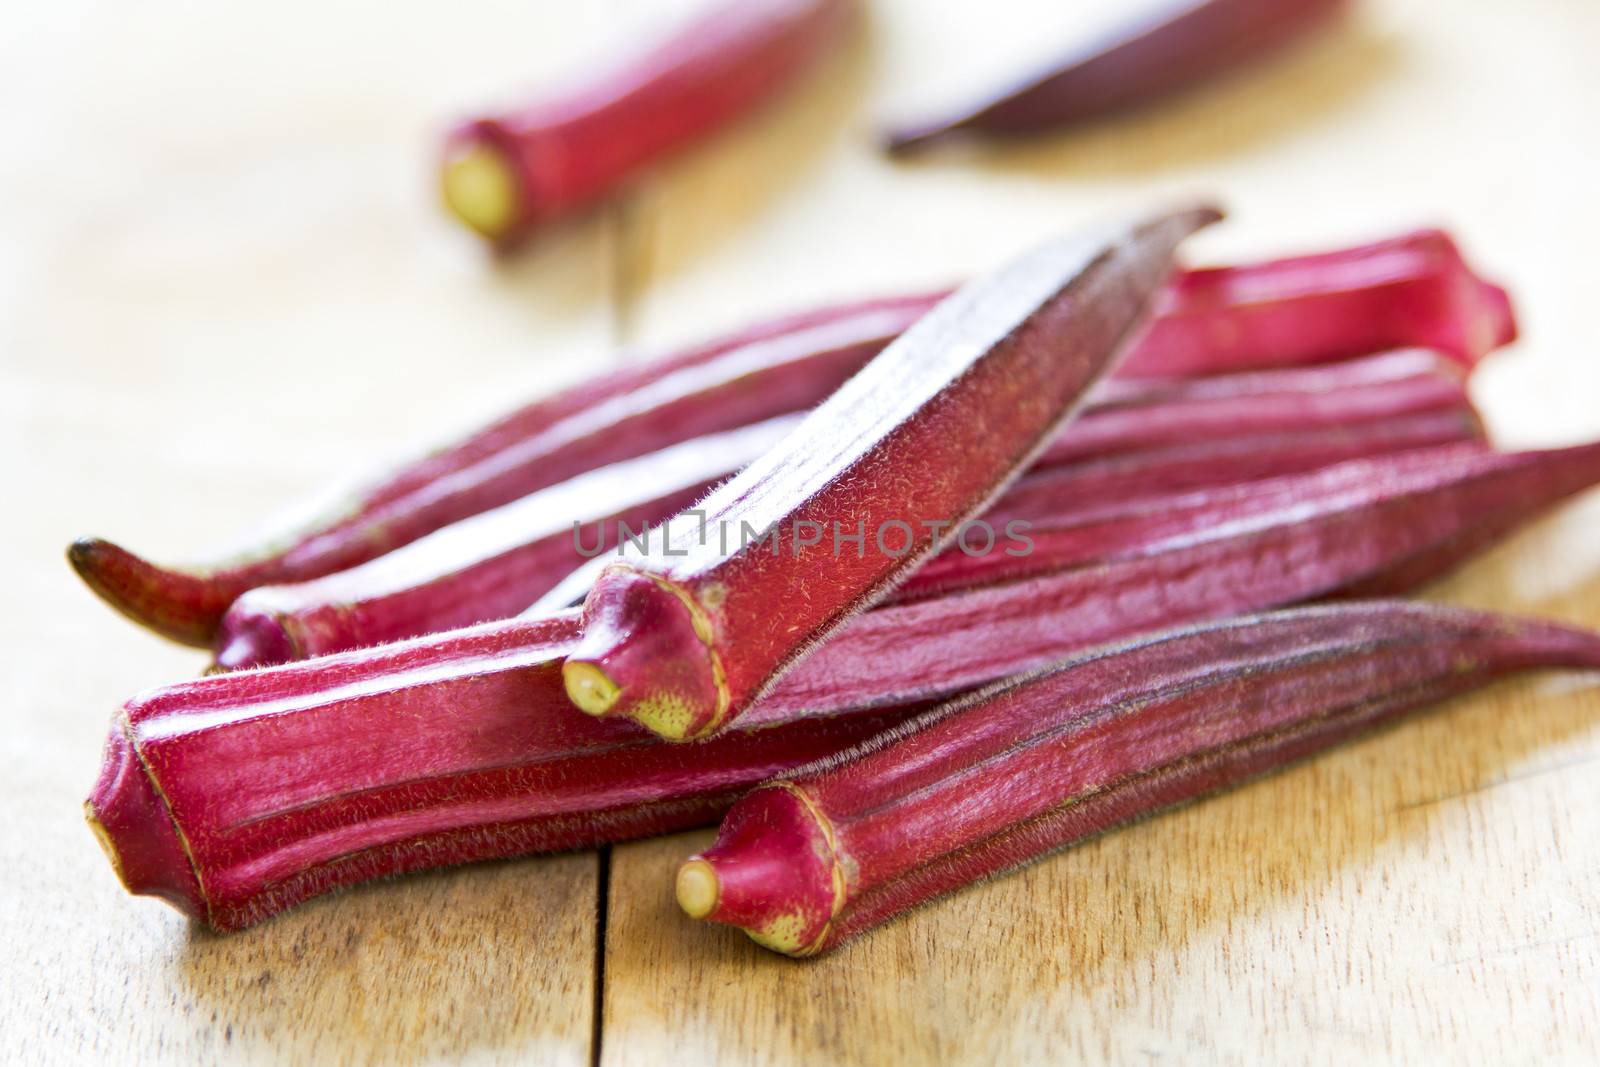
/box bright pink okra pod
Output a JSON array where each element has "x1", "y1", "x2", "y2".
[{"x1": 88, "y1": 612, "x2": 916, "y2": 932}]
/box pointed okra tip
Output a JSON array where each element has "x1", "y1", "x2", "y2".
[
  {"x1": 66, "y1": 536, "x2": 222, "y2": 647},
  {"x1": 67, "y1": 536, "x2": 121, "y2": 589}
]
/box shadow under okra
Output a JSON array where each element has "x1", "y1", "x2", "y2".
[{"x1": 169, "y1": 852, "x2": 599, "y2": 1064}]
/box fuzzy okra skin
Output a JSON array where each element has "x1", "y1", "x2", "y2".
[
  {"x1": 441, "y1": 0, "x2": 857, "y2": 243},
  {"x1": 68, "y1": 228, "x2": 1512, "y2": 648},
  {"x1": 1033, "y1": 347, "x2": 1470, "y2": 465},
  {"x1": 564, "y1": 207, "x2": 1222, "y2": 740},
  {"x1": 86, "y1": 611, "x2": 919, "y2": 932},
  {"x1": 885, "y1": 0, "x2": 1349, "y2": 152},
  {"x1": 889, "y1": 437, "x2": 1554, "y2": 602},
  {"x1": 221, "y1": 349, "x2": 1476, "y2": 670},
  {"x1": 750, "y1": 439, "x2": 1600, "y2": 719},
  {"x1": 89, "y1": 439, "x2": 1600, "y2": 928},
  {"x1": 680, "y1": 601, "x2": 1600, "y2": 956}
]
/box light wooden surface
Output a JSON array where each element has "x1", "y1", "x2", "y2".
[{"x1": 6, "y1": 1, "x2": 1600, "y2": 1063}]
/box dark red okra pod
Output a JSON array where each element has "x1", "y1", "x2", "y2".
[
  {"x1": 680, "y1": 602, "x2": 1600, "y2": 956},
  {"x1": 563, "y1": 206, "x2": 1222, "y2": 740},
  {"x1": 886, "y1": 0, "x2": 1350, "y2": 153},
  {"x1": 442, "y1": 0, "x2": 857, "y2": 244},
  {"x1": 68, "y1": 229, "x2": 1512, "y2": 647},
  {"x1": 531, "y1": 406, "x2": 1492, "y2": 623},
  {"x1": 891, "y1": 437, "x2": 1568, "y2": 602},
  {"x1": 221, "y1": 350, "x2": 1476, "y2": 670}
]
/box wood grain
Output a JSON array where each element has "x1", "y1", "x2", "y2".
[{"x1": 9, "y1": 0, "x2": 1600, "y2": 1063}]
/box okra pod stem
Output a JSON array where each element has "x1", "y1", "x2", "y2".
[{"x1": 1122, "y1": 229, "x2": 1515, "y2": 377}]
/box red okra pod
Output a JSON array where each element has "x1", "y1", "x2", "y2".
[
  {"x1": 69, "y1": 230, "x2": 1512, "y2": 646},
  {"x1": 87, "y1": 611, "x2": 917, "y2": 932},
  {"x1": 89, "y1": 439, "x2": 1599, "y2": 928},
  {"x1": 221, "y1": 350, "x2": 1476, "y2": 670},
  {"x1": 442, "y1": 0, "x2": 857, "y2": 244},
  {"x1": 748, "y1": 439, "x2": 1600, "y2": 720},
  {"x1": 563, "y1": 206, "x2": 1221, "y2": 740},
  {"x1": 530, "y1": 403, "x2": 1484, "y2": 618},
  {"x1": 886, "y1": 0, "x2": 1349, "y2": 153},
  {"x1": 1077, "y1": 343, "x2": 1463, "y2": 408},
  {"x1": 893, "y1": 437, "x2": 1561, "y2": 603},
  {"x1": 680, "y1": 601, "x2": 1600, "y2": 956}
]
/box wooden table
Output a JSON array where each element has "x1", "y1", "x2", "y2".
[{"x1": 8, "y1": 1, "x2": 1600, "y2": 1062}]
